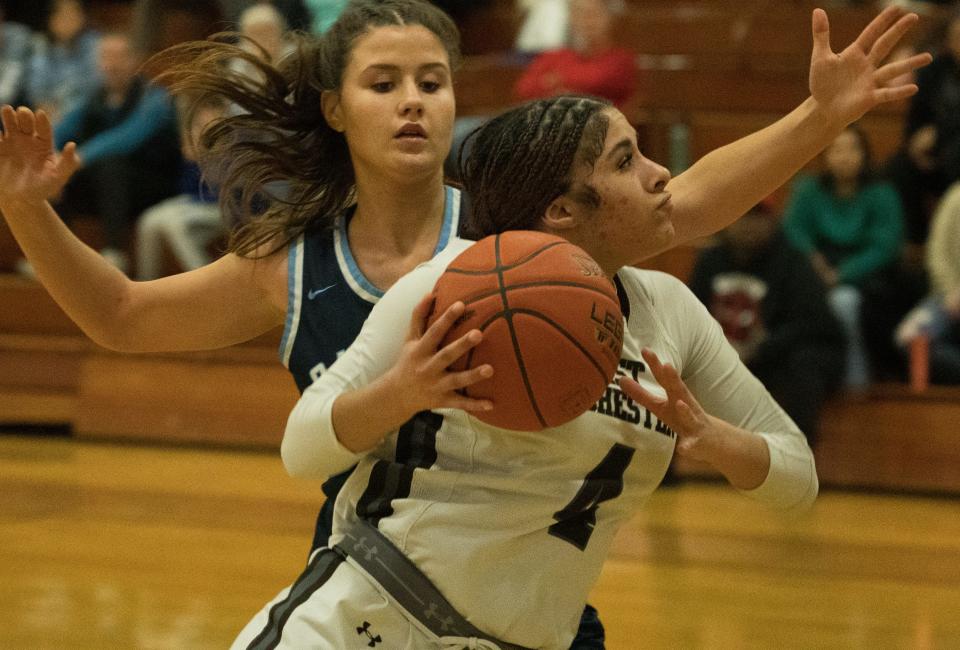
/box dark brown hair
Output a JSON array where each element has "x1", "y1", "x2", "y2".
[
  {"x1": 459, "y1": 96, "x2": 612, "y2": 239},
  {"x1": 150, "y1": 0, "x2": 461, "y2": 258}
]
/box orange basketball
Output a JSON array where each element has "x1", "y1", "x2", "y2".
[{"x1": 429, "y1": 231, "x2": 624, "y2": 431}]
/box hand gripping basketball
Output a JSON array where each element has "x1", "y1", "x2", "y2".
[
  {"x1": 428, "y1": 231, "x2": 624, "y2": 431},
  {"x1": 389, "y1": 294, "x2": 496, "y2": 417}
]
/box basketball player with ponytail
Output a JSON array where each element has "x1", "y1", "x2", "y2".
[{"x1": 0, "y1": 3, "x2": 929, "y2": 647}]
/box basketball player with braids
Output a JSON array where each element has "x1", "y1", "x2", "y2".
[
  {"x1": 233, "y1": 8, "x2": 929, "y2": 649},
  {"x1": 0, "y1": 3, "x2": 929, "y2": 648}
]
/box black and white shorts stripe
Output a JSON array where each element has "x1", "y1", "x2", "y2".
[{"x1": 246, "y1": 548, "x2": 345, "y2": 650}]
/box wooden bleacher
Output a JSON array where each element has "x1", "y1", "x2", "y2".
[
  {"x1": 3, "y1": 254, "x2": 959, "y2": 495},
  {"x1": 454, "y1": 0, "x2": 939, "y2": 165},
  {"x1": 0, "y1": 274, "x2": 298, "y2": 446},
  {"x1": 2, "y1": 1, "x2": 958, "y2": 495}
]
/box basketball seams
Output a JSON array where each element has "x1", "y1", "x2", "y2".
[
  {"x1": 496, "y1": 234, "x2": 548, "y2": 428},
  {"x1": 443, "y1": 240, "x2": 568, "y2": 276},
  {"x1": 454, "y1": 281, "x2": 619, "y2": 309},
  {"x1": 428, "y1": 232, "x2": 624, "y2": 431},
  {"x1": 509, "y1": 308, "x2": 614, "y2": 385}
]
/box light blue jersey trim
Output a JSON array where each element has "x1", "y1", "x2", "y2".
[
  {"x1": 337, "y1": 216, "x2": 384, "y2": 300},
  {"x1": 279, "y1": 235, "x2": 305, "y2": 367},
  {"x1": 433, "y1": 185, "x2": 460, "y2": 255},
  {"x1": 335, "y1": 185, "x2": 462, "y2": 303}
]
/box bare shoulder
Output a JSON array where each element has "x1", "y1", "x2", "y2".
[{"x1": 237, "y1": 238, "x2": 291, "y2": 313}]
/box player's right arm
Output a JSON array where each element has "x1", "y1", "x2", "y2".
[
  {"x1": 619, "y1": 271, "x2": 817, "y2": 513},
  {"x1": 282, "y1": 245, "x2": 493, "y2": 480},
  {"x1": 0, "y1": 105, "x2": 286, "y2": 351}
]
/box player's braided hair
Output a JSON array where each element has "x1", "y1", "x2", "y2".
[
  {"x1": 459, "y1": 96, "x2": 612, "y2": 239},
  {"x1": 149, "y1": 0, "x2": 461, "y2": 258}
]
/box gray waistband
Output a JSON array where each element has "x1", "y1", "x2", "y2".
[{"x1": 333, "y1": 518, "x2": 532, "y2": 650}]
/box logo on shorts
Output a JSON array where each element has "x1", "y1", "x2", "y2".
[{"x1": 357, "y1": 621, "x2": 382, "y2": 647}]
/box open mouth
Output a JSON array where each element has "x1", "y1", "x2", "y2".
[{"x1": 395, "y1": 123, "x2": 427, "y2": 139}]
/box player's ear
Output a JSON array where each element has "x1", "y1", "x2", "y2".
[
  {"x1": 541, "y1": 194, "x2": 579, "y2": 231},
  {"x1": 321, "y1": 90, "x2": 344, "y2": 132}
]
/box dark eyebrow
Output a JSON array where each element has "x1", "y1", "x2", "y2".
[
  {"x1": 362, "y1": 62, "x2": 449, "y2": 74},
  {"x1": 605, "y1": 138, "x2": 634, "y2": 163}
]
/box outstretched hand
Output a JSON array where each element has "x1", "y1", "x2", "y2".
[
  {"x1": 617, "y1": 348, "x2": 717, "y2": 462},
  {"x1": 0, "y1": 105, "x2": 81, "y2": 206},
  {"x1": 807, "y1": 6, "x2": 932, "y2": 126},
  {"x1": 385, "y1": 294, "x2": 494, "y2": 417}
]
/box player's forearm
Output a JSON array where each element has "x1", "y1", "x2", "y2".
[
  {"x1": 281, "y1": 365, "x2": 410, "y2": 480},
  {"x1": 330, "y1": 373, "x2": 414, "y2": 454},
  {"x1": 696, "y1": 416, "x2": 772, "y2": 491},
  {"x1": 1, "y1": 198, "x2": 134, "y2": 348},
  {"x1": 666, "y1": 98, "x2": 842, "y2": 248}
]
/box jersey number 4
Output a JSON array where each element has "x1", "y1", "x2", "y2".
[{"x1": 549, "y1": 443, "x2": 635, "y2": 551}]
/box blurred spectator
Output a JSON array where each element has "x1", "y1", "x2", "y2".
[
  {"x1": 895, "y1": 182, "x2": 960, "y2": 384},
  {"x1": 26, "y1": 0, "x2": 100, "y2": 123},
  {"x1": 136, "y1": 2, "x2": 293, "y2": 280},
  {"x1": 0, "y1": 1, "x2": 32, "y2": 107},
  {"x1": 884, "y1": 9, "x2": 960, "y2": 247},
  {"x1": 237, "y1": 2, "x2": 293, "y2": 66},
  {"x1": 136, "y1": 99, "x2": 225, "y2": 280},
  {"x1": 448, "y1": 0, "x2": 635, "y2": 181},
  {"x1": 131, "y1": 0, "x2": 224, "y2": 61},
  {"x1": 689, "y1": 202, "x2": 845, "y2": 444},
  {"x1": 513, "y1": 0, "x2": 636, "y2": 109},
  {"x1": 47, "y1": 32, "x2": 181, "y2": 273},
  {"x1": 783, "y1": 124, "x2": 904, "y2": 391},
  {"x1": 263, "y1": 0, "x2": 311, "y2": 32},
  {"x1": 515, "y1": 0, "x2": 569, "y2": 55},
  {"x1": 220, "y1": 0, "x2": 312, "y2": 32}
]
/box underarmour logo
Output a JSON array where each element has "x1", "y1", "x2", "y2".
[
  {"x1": 423, "y1": 602, "x2": 455, "y2": 633},
  {"x1": 353, "y1": 536, "x2": 378, "y2": 561},
  {"x1": 357, "y1": 621, "x2": 382, "y2": 647},
  {"x1": 308, "y1": 284, "x2": 337, "y2": 300}
]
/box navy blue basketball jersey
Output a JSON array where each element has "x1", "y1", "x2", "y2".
[
  {"x1": 277, "y1": 185, "x2": 462, "y2": 551},
  {"x1": 279, "y1": 185, "x2": 463, "y2": 391}
]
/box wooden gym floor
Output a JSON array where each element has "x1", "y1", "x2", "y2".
[{"x1": 2, "y1": 432, "x2": 959, "y2": 649}]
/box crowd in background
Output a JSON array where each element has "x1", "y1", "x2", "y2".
[
  {"x1": 2, "y1": 0, "x2": 960, "y2": 440},
  {"x1": 0, "y1": 0, "x2": 297, "y2": 276},
  {"x1": 690, "y1": 7, "x2": 960, "y2": 441}
]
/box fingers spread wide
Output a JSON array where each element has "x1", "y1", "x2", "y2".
[{"x1": 853, "y1": 5, "x2": 905, "y2": 55}]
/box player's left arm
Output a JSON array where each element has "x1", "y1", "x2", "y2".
[
  {"x1": 619, "y1": 274, "x2": 817, "y2": 512},
  {"x1": 659, "y1": 6, "x2": 930, "y2": 253},
  {"x1": 281, "y1": 244, "x2": 492, "y2": 479}
]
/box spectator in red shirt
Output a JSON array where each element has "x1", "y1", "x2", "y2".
[
  {"x1": 446, "y1": 0, "x2": 636, "y2": 182},
  {"x1": 513, "y1": 0, "x2": 636, "y2": 108}
]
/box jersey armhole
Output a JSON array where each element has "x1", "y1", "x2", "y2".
[{"x1": 279, "y1": 234, "x2": 305, "y2": 367}]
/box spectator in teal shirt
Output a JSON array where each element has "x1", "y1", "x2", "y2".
[
  {"x1": 305, "y1": 0, "x2": 348, "y2": 34},
  {"x1": 783, "y1": 124, "x2": 904, "y2": 390}
]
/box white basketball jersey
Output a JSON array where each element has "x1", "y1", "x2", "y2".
[{"x1": 283, "y1": 238, "x2": 817, "y2": 649}]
